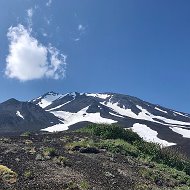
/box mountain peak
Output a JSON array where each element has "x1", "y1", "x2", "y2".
[
  {"x1": 44, "y1": 91, "x2": 60, "y2": 96},
  {"x1": 2, "y1": 98, "x2": 20, "y2": 105}
]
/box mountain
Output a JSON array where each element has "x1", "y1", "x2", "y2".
[
  {"x1": 0, "y1": 98, "x2": 60, "y2": 135},
  {"x1": 0, "y1": 91, "x2": 190, "y2": 147},
  {"x1": 31, "y1": 91, "x2": 190, "y2": 147}
]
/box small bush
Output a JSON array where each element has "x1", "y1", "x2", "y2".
[
  {"x1": 43, "y1": 147, "x2": 56, "y2": 157},
  {"x1": 79, "y1": 180, "x2": 90, "y2": 190},
  {"x1": 53, "y1": 156, "x2": 70, "y2": 166},
  {"x1": 134, "y1": 141, "x2": 161, "y2": 159},
  {"x1": 24, "y1": 170, "x2": 33, "y2": 179},
  {"x1": 78, "y1": 124, "x2": 142, "y2": 143},
  {"x1": 20, "y1": 131, "x2": 31, "y2": 137},
  {"x1": 156, "y1": 148, "x2": 190, "y2": 175},
  {"x1": 66, "y1": 139, "x2": 98, "y2": 150},
  {"x1": 99, "y1": 139, "x2": 139, "y2": 157}
]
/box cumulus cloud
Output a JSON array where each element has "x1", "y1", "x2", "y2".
[{"x1": 5, "y1": 24, "x2": 67, "y2": 81}]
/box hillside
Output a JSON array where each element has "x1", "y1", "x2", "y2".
[
  {"x1": 0, "y1": 91, "x2": 190, "y2": 151},
  {"x1": 0, "y1": 98, "x2": 60, "y2": 135},
  {"x1": 0, "y1": 124, "x2": 190, "y2": 190}
]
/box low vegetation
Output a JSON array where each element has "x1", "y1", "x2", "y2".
[
  {"x1": 1, "y1": 123, "x2": 190, "y2": 189},
  {"x1": 0, "y1": 165, "x2": 17, "y2": 184},
  {"x1": 43, "y1": 147, "x2": 56, "y2": 157},
  {"x1": 75, "y1": 124, "x2": 190, "y2": 189},
  {"x1": 20, "y1": 131, "x2": 31, "y2": 137},
  {"x1": 78, "y1": 123, "x2": 141, "y2": 143},
  {"x1": 24, "y1": 170, "x2": 33, "y2": 179}
]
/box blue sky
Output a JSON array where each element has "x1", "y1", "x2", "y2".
[{"x1": 0, "y1": 0, "x2": 190, "y2": 113}]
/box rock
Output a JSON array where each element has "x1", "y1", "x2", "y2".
[
  {"x1": 79, "y1": 147, "x2": 100, "y2": 154},
  {"x1": 35, "y1": 154, "x2": 45, "y2": 161},
  {"x1": 155, "y1": 179, "x2": 163, "y2": 186},
  {"x1": 44, "y1": 155, "x2": 51, "y2": 160},
  {"x1": 105, "y1": 171, "x2": 115, "y2": 178},
  {"x1": 15, "y1": 158, "x2": 20, "y2": 162},
  {"x1": 71, "y1": 146, "x2": 81, "y2": 151}
]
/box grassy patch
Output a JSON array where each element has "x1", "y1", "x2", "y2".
[
  {"x1": 66, "y1": 139, "x2": 98, "y2": 149},
  {"x1": 77, "y1": 124, "x2": 190, "y2": 179},
  {"x1": 53, "y1": 156, "x2": 70, "y2": 166},
  {"x1": 43, "y1": 147, "x2": 56, "y2": 157},
  {"x1": 99, "y1": 139, "x2": 139, "y2": 157},
  {"x1": 138, "y1": 163, "x2": 190, "y2": 188},
  {"x1": 78, "y1": 123, "x2": 142, "y2": 143},
  {"x1": 0, "y1": 165, "x2": 17, "y2": 184},
  {"x1": 79, "y1": 180, "x2": 90, "y2": 190},
  {"x1": 20, "y1": 131, "x2": 31, "y2": 137},
  {"x1": 24, "y1": 170, "x2": 33, "y2": 179}
]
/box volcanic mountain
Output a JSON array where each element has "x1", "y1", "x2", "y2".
[
  {"x1": 0, "y1": 91, "x2": 190, "y2": 147},
  {"x1": 31, "y1": 91, "x2": 190, "y2": 146}
]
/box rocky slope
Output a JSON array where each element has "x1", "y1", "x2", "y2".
[
  {"x1": 0, "y1": 124, "x2": 190, "y2": 190},
  {"x1": 0, "y1": 98, "x2": 60, "y2": 135}
]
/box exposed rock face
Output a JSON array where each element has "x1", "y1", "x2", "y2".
[{"x1": 0, "y1": 98, "x2": 60, "y2": 135}]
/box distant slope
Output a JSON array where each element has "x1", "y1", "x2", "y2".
[{"x1": 0, "y1": 98, "x2": 60, "y2": 134}]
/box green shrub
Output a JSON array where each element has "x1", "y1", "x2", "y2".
[
  {"x1": 99, "y1": 139, "x2": 139, "y2": 157},
  {"x1": 155, "y1": 148, "x2": 190, "y2": 175},
  {"x1": 78, "y1": 124, "x2": 142, "y2": 143},
  {"x1": 66, "y1": 139, "x2": 98, "y2": 150},
  {"x1": 20, "y1": 131, "x2": 31, "y2": 137},
  {"x1": 134, "y1": 141, "x2": 161, "y2": 159},
  {"x1": 24, "y1": 170, "x2": 33, "y2": 179},
  {"x1": 43, "y1": 147, "x2": 56, "y2": 157},
  {"x1": 53, "y1": 156, "x2": 70, "y2": 166},
  {"x1": 78, "y1": 124, "x2": 190, "y2": 176},
  {"x1": 79, "y1": 180, "x2": 90, "y2": 190}
]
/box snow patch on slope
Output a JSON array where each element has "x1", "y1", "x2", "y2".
[
  {"x1": 16, "y1": 111, "x2": 24, "y2": 119},
  {"x1": 173, "y1": 111, "x2": 189, "y2": 118},
  {"x1": 37, "y1": 94, "x2": 65, "y2": 108},
  {"x1": 46, "y1": 100, "x2": 73, "y2": 111},
  {"x1": 170, "y1": 127, "x2": 190, "y2": 138},
  {"x1": 101, "y1": 101, "x2": 190, "y2": 127},
  {"x1": 37, "y1": 92, "x2": 77, "y2": 108},
  {"x1": 86, "y1": 93, "x2": 111, "y2": 100},
  {"x1": 102, "y1": 102, "x2": 137, "y2": 118},
  {"x1": 109, "y1": 112, "x2": 124, "y2": 118},
  {"x1": 42, "y1": 106, "x2": 117, "y2": 132},
  {"x1": 130, "y1": 123, "x2": 176, "y2": 147},
  {"x1": 155, "y1": 107, "x2": 167, "y2": 114}
]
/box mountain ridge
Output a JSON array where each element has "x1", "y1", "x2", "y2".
[
  {"x1": 30, "y1": 91, "x2": 190, "y2": 147},
  {"x1": 0, "y1": 91, "x2": 190, "y2": 148}
]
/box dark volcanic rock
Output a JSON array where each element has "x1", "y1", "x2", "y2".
[
  {"x1": 79, "y1": 147, "x2": 100, "y2": 154},
  {"x1": 0, "y1": 99, "x2": 60, "y2": 135}
]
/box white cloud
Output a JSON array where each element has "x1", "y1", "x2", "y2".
[
  {"x1": 42, "y1": 32, "x2": 48, "y2": 37},
  {"x1": 27, "y1": 8, "x2": 33, "y2": 29},
  {"x1": 46, "y1": 0, "x2": 52, "y2": 7},
  {"x1": 74, "y1": 38, "x2": 80, "y2": 42},
  {"x1": 5, "y1": 24, "x2": 67, "y2": 81},
  {"x1": 44, "y1": 17, "x2": 51, "y2": 25},
  {"x1": 27, "y1": 8, "x2": 33, "y2": 18},
  {"x1": 78, "y1": 24, "x2": 85, "y2": 32}
]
